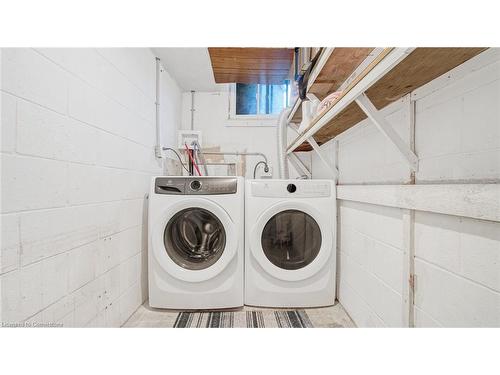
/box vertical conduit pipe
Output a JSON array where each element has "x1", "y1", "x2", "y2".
[
  {"x1": 190, "y1": 90, "x2": 195, "y2": 130},
  {"x1": 155, "y1": 57, "x2": 162, "y2": 159}
]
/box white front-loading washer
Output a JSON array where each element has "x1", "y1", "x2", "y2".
[
  {"x1": 148, "y1": 176, "x2": 244, "y2": 309},
  {"x1": 245, "y1": 179, "x2": 336, "y2": 308}
]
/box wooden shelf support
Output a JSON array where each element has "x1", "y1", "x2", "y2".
[
  {"x1": 306, "y1": 136, "x2": 338, "y2": 178},
  {"x1": 355, "y1": 93, "x2": 419, "y2": 172},
  {"x1": 288, "y1": 153, "x2": 312, "y2": 179}
]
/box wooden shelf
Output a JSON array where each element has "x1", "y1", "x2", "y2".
[
  {"x1": 308, "y1": 47, "x2": 375, "y2": 100},
  {"x1": 289, "y1": 47, "x2": 487, "y2": 152},
  {"x1": 287, "y1": 48, "x2": 376, "y2": 125}
]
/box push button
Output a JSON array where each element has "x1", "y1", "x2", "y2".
[{"x1": 287, "y1": 184, "x2": 297, "y2": 193}]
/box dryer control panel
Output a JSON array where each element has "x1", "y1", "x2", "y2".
[
  {"x1": 155, "y1": 177, "x2": 238, "y2": 195},
  {"x1": 250, "y1": 180, "x2": 331, "y2": 198}
]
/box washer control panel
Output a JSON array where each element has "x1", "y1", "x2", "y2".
[
  {"x1": 250, "y1": 180, "x2": 331, "y2": 198},
  {"x1": 155, "y1": 177, "x2": 238, "y2": 195}
]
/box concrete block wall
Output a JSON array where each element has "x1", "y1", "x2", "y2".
[
  {"x1": 415, "y1": 55, "x2": 500, "y2": 183},
  {"x1": 338, "y1": 201, "x2": 404, "y2": 327},
  {"x1": 312, "y1": 48, "x2": 500, "y2": 327},
  {"x1": 413, "y1": 212, "x2": 500, "y2": 327},
  {"x1": 1, "y1": 48, "x2": 182, "y2": 327}
]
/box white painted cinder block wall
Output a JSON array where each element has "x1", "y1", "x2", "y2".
[
  {"x1": 180, "y1": 87, "x2": 307, "y2": 179},
  {"x1": 0, "y1": 48, "x2": 182, "y2": 327},
  {"x1": 311, "y1": 48, "x2": 500, "y2": 327}
]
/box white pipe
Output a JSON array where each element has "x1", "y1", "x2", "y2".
[
  {"x1": 298, "y1": 94, "x2": 320, "y2": 133},
  {"x1": 277, "y1": 107, "x2": 292, "y2": 179},
  {"x1": 154, "y1": 57, "x2": 162, "y2": 159},
  {"x1": 202, "y1": 151, "x2": 269, "y2": 165},
  {"x1": 190, "y1": 90, "x2": 195, "y2": 130}
]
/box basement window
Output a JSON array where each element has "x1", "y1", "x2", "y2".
[{"x1": 229, "y1": 82, "x2": 290, "y2": 119}]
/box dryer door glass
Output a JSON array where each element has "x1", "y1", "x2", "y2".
[
  {"x1": 261, "y1": 209, "x2": 322, "y2": 270},
  {"x1": 164, "y1": 208, "x2": 226, "y2": 270}
]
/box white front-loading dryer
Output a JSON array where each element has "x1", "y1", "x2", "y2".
[
  {"x1": 148, "y1": 176, "x2": 244, "y2": 309},
  {"x1": 245, "y1": 179, "x2": 336, "y2": 307}
]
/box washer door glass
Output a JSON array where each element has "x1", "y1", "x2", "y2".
[
  {"x1": 164, "y1": 208, "x2": 226, "y2": 270},
  {"x1": 261, "y1": 209, "x2": 322, "y2": 270}
]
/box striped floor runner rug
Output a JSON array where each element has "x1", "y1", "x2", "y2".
[{"x1": 173, "y1": 310, "x2": 314, "y2": 328}]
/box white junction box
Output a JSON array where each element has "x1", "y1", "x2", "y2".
[{"x1": 178, "y1": 130, "x2": 202, "y2": 149}]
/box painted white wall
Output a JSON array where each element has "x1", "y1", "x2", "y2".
[
  {"x1": 180, "y1": 86, "x2": 306, "y2": 179},
  {"x1": 159, "y1": 61, "x2": 183, "y2": 153},
  {"x1": 1, "y1": 48, "x2": 182, "y2": 327},
  {"x1": 312, "y1": 48, "x2": 500, "y2": 327}
]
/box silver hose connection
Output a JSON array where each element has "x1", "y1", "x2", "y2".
[{"x1": 253, "y1": 160, "x2": 270, "y2": 179}]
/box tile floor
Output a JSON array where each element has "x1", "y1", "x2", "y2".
[{"x1": 123, "y1": 301, "x2": 356, "y2": 328}]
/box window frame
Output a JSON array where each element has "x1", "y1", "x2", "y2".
[{"x1": 228, "y1": 82, "x2": 289, "y2": 121}]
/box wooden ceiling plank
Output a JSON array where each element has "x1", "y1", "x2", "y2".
[
  {"x1": 208, "y1": 47, "x2": 293, "y2": 60},
  {"x1": 213, "y1": 74, "x2": 290, "y2": 85},
  {"x1": 211, "y1": 58, "x2": 292, "y2": 70},
  {"x1": 212, "y1": 68, "x2": 291, "y2": 74},
  {"x1": 209, "y1": 47, "x2": 293, "y2": 84}
]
